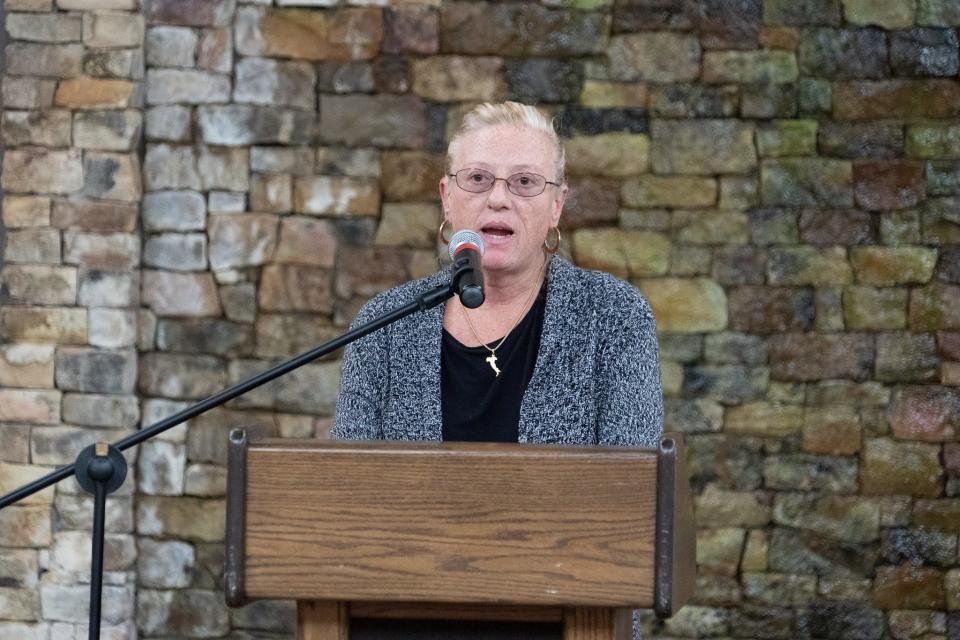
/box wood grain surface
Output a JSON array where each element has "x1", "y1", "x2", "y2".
[{"x1": 242, "y1": 440, "x2": 658, "y2": 606}]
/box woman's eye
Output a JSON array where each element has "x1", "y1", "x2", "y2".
[{"x1": 468, "y1": 173, "x2": 485, "y2": 182}]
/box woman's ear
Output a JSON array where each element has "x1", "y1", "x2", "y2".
[{"x1": 550, "y1": 183, "x2": 568, "y2": 227}]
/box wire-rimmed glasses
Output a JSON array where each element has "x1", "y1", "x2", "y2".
[{"x1": 448, "y1": 168, "x2": 560, "y2": 197}]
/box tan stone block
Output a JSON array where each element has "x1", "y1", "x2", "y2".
[
  {"x1": 258, "y1": 265, "x2": 334, "y2": 313},
  {"x1": 249, "y1": 173, "x2": 292, "y2": 213},
  {"x1": 374, "y1": 203, "x2": 439, "y2": 249},
  {"x1": 5, "y1": 43, "x2": 82, "y2": 77},
  {"x1": 943, "y1": 361, "x2": 960, "y2": 386},
  {"x1": 293, "y1": 176, "x2": 380, "y2": 216},
  {"x1": 910, "y1": 283, "x2": 960, "y2": 330},
  {"x1": 659, "y1": 361, "x2": 683, "y2": 397},
  {"x1": 411, "y1": 56, "x2": 505, "y2": 102},
  {"x1": 673, "y1": 210, "x2": 749, "y2": 245},
  {"x1": 2, "y1": 197, "x2": 50, "y2": 228},
  {"x1": 607, "y1": 32, "x2": 701, "y2": 82},
  {"x1": 142, "y1": 271, "x2": 222, "y2": 317},
  {"x1": 651, "y1": 120, "x2": 756, "y2": 175},
  {"x1": 638, "y1": 278, "x2": 727, "y2": 332},
  {"x1": 697, "y1": 527, "x2": 745, "y2": 577},
  {"x1": 2, "y1": 149, "x2": 83, "y2": 195},
  {"x1": 7, "y1": 0, "x2": 53, "y2": 10},
  {"x1": 254, "y1": 314, "x2": 341, "y2": 358},
  {"x1": 0, "y1": 389, "x2": 60, "y2": 424},
  {"x1": 740, "y1": 530, "x2": 768, "y2": 572},
  {"x1": 0, "y1": 344, "x2": 55, "y2": 388},
  {"x1": 54, "y1": 78, "x2": 137, "y2": 109},
  {"x1": 768, "y1": 247, "x2": 853, "y2": 286},
  {"x1": 0, "y1": 464, "x2": 55, "y2": 505},
  {"x1": 58, "y1": 0, "x2": 135, "y2": 9},
  {"x1": 0, "y1": 307, "x2": 87, "y2": 344},
  {"x1": 275, "y1": 216, "x2": 338, "y2": 267},
  {"x1": 1, "y1": 110, "x2": 72, "y2": 147},
  {"x1": 197, "y1": 27, "x2": 232, "y2": 73},
  {"x1": 803, "y1": 406, "x2": 861, "y2": 455},
  {"x1": 241, "y1": 7, "x2": 328, "y2": 60},
  {"x1": 695, "y1": 485, "x2": 771, "y2": 528},
  {"x1": 327, "y1": 7, "x2": 383, "y2": 61},
  {"x1": 0, "y1": 265, "x2": 77, "y2": 306},
  {"x1": 843, "y1": 286, "x2": 908, "y2": 330},
  {"x1": 703, "y1": 50, "x2": 799, "y2": 83},
  {"x1": 136, "y1": 496, "x2": 226, "y2": 542},
  {"x1": 572, "y1": 228, "x2": 670, "y2": 278},
  {"x1": 82, "y1": 12, "x2": 144, "y2": 48},
  {"x1": 0, "y1": 506, "x2": 51, "y2": 547},
  {"x1": 726, "y1": 402, "x2": 804, "y2": 437},
  {"x1": 73, "y1": 110, "x2": 142, "y2": 152},
  {"x1": 843, "y1": 0, "x2": 916, "y2": 28},
  {"x1": 381, "y1": 150, "x2": 443, "y2": 202},
  {"x1": 4, "y1": 228, "x2": 61, "y2": 264},
  {"x1": 947, "y1": 568, "x2": 960, "y2": 610},
  {"x1": 82, "y1": 152, "x2": 141, "y2": 202},
  {"x1": 564, "y1": 133, "x2": 650, "y2": 177},
  {"x1": 861, "y1": 437, "x2": 943, "y2": 497},
  {"x1": 579, "y1": 80, "x2": 648, "y2": 108},
  {"x1": 622, "y1": 176, "x2": 717, "y2": 208}
]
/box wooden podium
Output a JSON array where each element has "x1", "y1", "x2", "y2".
[{"x1": 224, "y1": 431, "x2": 695, "y2": 640}]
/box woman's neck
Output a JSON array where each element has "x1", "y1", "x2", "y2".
[{"x1": 479, "y1": 255, "x2": 548, "y2": 308}]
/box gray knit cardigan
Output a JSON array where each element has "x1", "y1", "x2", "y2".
[{"x1": 332, "y1": 255, "x2": 664, "y2": 446}]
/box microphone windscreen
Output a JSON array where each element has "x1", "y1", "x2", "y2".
[{"x1": 448, "y1": 229, "x2": 484, "y2": 260}]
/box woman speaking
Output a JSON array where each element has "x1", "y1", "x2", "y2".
[{"x1": 332, "y1": 101, "x2": 663, "y2": 448}]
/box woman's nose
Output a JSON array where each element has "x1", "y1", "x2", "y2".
[{"x1": 486, "y1": 178, "x2": 511, "y2": 206}]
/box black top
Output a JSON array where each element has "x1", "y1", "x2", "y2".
[{"x1": 441, "y1": 286, "x2": 547, "y2": 442}]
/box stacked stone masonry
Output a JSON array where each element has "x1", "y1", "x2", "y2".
[{"x1": 1, "y1": 0, "x2": 959, "y2": 637}]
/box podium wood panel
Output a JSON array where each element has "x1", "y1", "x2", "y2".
[{"x1": 239, "y1": 439, "x2": 658, "y2": 607}]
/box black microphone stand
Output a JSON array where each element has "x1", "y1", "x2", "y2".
[{"x1": 0, "y1": 269, "x2": 469, "y2": 640}]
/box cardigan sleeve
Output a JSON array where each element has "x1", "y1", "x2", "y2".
[
  {"x1": 594, "y1": 283, "x2": 664, "y2": 449},
  {"x1": 330, "y1": 299, "x2": 390, "y2": 440}
]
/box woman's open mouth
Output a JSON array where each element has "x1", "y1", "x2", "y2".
[{"x1": 480, "y1": 224, "x2": 514, "y2": 239}]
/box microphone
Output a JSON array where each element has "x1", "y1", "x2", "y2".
[{"x1": 448, "y1": 229, "x2": 485, "y2": 309}]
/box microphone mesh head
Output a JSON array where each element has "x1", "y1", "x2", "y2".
[{"x1": 448, "y1": 229, "x2": 484, "y2": 260}]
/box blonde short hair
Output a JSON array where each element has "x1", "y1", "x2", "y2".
[{"x1": 446, "y1": 101, "x2": 566, "y2": 185}]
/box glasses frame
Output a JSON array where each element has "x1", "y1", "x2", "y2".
[{"x1": 448, "y1": 168, "x2": 561, "y2": 198}]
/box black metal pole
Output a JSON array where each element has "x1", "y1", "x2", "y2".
[
  {"x1": 89, "y1": 480, "x2": 107, "y2": 640},
  {"x1": 0, "y1": 282, "x2": 455, "y2": 510}
]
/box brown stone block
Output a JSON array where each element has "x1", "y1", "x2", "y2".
[
  {"x1": 384, "y1": 5, "x2": 439, "y2": 55},
  {"x1": 876, "y1": 332, "x2": 939, "y2": 383},
  {"x1": 843, "y1": 286, "x2": 908, "y2": 330},
  {"x1": 834, "y1": 80, "x2": 960, "y2": 120},
  {"x1": 82, "y1": 152, "x2": 142, "y2": 202},
  {"x1": 1, "y1": 110, "x2": 72, "y2": 148},
  {"x1": 251, "y1": 8, "x2": 327, "y2": 60},
  {"x1": 64, "y1": 232, "x2": 139, "y2": 270},
  {"x1": 563, "y1": 178, "x2": 620, "y2": 229},
  {"x1": 335, "y1": 246, "x2": 413, "y2": 299},
  {"x1": 694, "y1": 485, "x2": 772, "y2": 528},
  {"x1": 861, "y1": 437, "x2": 944, "y2": 497},
  {"x1": 768, "y1": 247, "x2": 852, "y2": 286},
  {"x1": 759, "y1": 25, "x2": 801, "y2": 49},
  {"x1": 573, "y1": 228, "x2": 670, "y2": 279},
  {"x1": 5, "y1": 43, "x2": 83, "y2": 77},
  {"x1": 293, "y1": 177, "x2": 380, "y2": 216},
  {"x1": 0, "y1": 389, "x2": 60, "y2": 424},
  {"x1": 873, "y1": 564, "x2": 945, "y2": 610},
  {"x1": 910, "y1": 283, "x2": 960, "y2": 330},
  {"x1": 147, "y1": 0, "x2": 233, "y2": 27},
  {"x1": 914, "y1": 498, "x2": 960, "y2": 530},
  {"x1": 803, "y1": 406, "x2": 861, "y2": 455},
  {"x1": 0, "y1": 506, "x2": 51, "y2": 547},
  {"x1": 374, "y1": 203, "x2": 439, "y2": 249},
  {"x1": 939, "y1": 331, "x2": 960, "y2": 360},
  {"x1": 852, "y1": 247, "x2": 937, "y2": 286},
  {"x1": 889, "y1": 386, "x2": 960, "y2": 441},
  {"x1": 382, "y1": 151, "x2": 444, "y2": 202},
  {"x1": 52, "y1": 199, "x2": 137, "y2": 232},
  {"x1": 622, "y1": 175, "x2": 717, "y2": 208},
  {"x1": 275, "y1": 217, "x2": 338, "y2": 267},
  {"x1": 769, "y1": 333, "x2": 874, "y2": 381},
  {"x1": 320, "y1": 94, "x2": 428, "y2": 149},
  {"x1": 0, "y1": 307, "x2": 87, "y2": 344},
  {"x1": 197, "y1": 27, "x2": 232, "y2": 73},
  {"x1": 207, "y1": 214, "x2": 279, "y2": 270},
  {"x1": 4, "y1": 228, "x2": 61, "y2": 265},
  {"x1": 138, "y1": 353, "x2": 226, "y2": 400},
  {"x1": 853, "y1": 160, "x2": 925, "y2": 210},
  {"x1": 249, "y1": 174, "x2": 292, "y2": 213},
  {"x1": 54, "y1": 78, "x2": 137, "y2": 109},
  {"x1": 798, "y1": 209, "x2": 876, "y2": 245},
  {"x1": 328, "y1": 7, "x2": 383, "y2": 61},
  {"x1": 728, "y1": 287, "x2": 814, "y2": 334},
  {"x1": 258, "y1": 265, "x2": 334, "y2": 314}
]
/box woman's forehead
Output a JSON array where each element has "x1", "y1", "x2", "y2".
[{"x1": 451, "y1": 124, "x2": 556, "y2": 170}]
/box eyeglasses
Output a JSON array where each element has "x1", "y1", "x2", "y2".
[{"x1": 449, "y1": 168, "x2": 560, "y2": 198}]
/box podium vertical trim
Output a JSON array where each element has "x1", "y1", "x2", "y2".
[{"x1": 225, "y1": 428, "x2": 249, "y2": 606}]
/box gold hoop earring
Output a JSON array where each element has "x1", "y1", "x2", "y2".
[
  {"x1": 544, "y1": 226, "x2": 561, "y2": 254},
  {"x1": 438, "y1": 219, "x2": 453, "y2": 245}
]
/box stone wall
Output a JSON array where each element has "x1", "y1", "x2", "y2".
[{"x1": 1, "y1": 0, "x2": 959, "y2": 638}]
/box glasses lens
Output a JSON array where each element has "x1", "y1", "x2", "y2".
[
  {"x1": 507, "y1": 172, "x2": 547, "y2": 197},
  {"x1": 456, "y1": 169, "x2": 495, "y2": 193}
]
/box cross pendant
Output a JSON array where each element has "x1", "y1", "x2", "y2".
[{"x1": 485, "y1": 353, "x2": 501, "y2": 377}]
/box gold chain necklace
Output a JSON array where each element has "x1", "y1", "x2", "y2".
[{"x1": 460, "y1": 259, "x2": 546, "y2": 377}]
